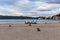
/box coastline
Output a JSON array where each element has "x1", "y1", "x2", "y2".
[{"x1": 0, "y1": 23, "x2": 60, "y2": 27}]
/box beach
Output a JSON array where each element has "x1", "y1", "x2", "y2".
[{"x1": 0, "y1": 23, "x2": 60, "y2": 40}]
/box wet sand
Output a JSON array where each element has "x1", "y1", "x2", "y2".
[{"x1": 0, "y1": 23, "x2": 60, "y2": 40}]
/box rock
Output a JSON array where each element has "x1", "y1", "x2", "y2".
[
  {"x1": 37, "y1": 28, "x2": 40, "y2": 31},
  {"x1": 9, "y1": 25, "x2": 11, "y2": 27}
]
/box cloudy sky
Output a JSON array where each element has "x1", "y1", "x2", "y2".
[{"x1": 0, "y1": 0, "x2": 60, "y2": 17}]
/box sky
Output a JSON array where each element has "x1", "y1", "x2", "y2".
[{"x1": 0, "y1": 0, "x2": 60, "y2": 17}]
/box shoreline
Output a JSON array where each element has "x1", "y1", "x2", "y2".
[{"x1": 0, "y1": 23, "x2": 60, "y2": 27}]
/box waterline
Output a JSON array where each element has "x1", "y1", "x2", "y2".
[{"x1": 0, "y1": 19, "x2": 59, "y2": 24}]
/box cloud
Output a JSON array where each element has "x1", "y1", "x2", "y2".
[
  {"x1": 0, "y1": 0, "x2": 60, "y2": 17},
  {"x1": 29, "y1": 0, "x2": 60, "y2": 4},
  {"x1": 0, "y1": 5, "x2": 24, "y2": 16},
  {"x1": 46, "y1": 0, "x2": 60, "y2": 4}
]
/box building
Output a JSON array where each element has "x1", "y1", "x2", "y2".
[{"x1": 52, "y1": 13, "x2": 60, "y2": 20}]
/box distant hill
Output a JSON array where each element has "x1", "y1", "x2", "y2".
[{"x1": 0, "y1": 16, "x2": 38, "y2": 19}]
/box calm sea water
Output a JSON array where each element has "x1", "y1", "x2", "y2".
[{"x1": 0, "y1": 19, "x2": 59, "y2": 24}]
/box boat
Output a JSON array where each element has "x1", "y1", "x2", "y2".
[{"x1": 25, "y1": 21, "x2": 37, "y2": 24}]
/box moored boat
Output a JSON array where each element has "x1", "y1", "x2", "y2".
[{"x1": 25, "y1": 21, "x2": 37, "y2": 24}]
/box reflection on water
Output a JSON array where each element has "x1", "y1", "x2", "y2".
[{"x1": 0, "y1": 19, "x2": 59, "y2": 24}]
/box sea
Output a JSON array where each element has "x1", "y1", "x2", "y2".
[{"x1": 0, "y1": 19, "x2": 59, "y2": 24}]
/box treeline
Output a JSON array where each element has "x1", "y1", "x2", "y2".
[{"x1": 0, "y1": 16, "x2": 38, "y2": 19}]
